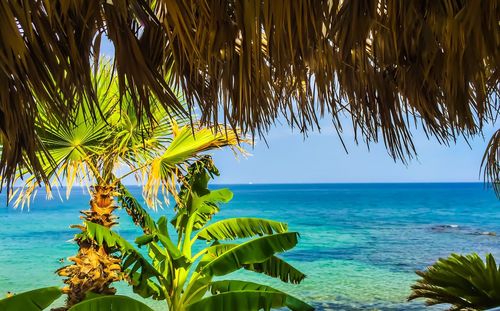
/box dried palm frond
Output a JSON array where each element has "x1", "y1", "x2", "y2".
[
  {"x1": 0, "y1": 0, "x2": 498, "y2": 187},
  {"x1": 482, "y1": 129, "x2": 500, "y2": 195}
]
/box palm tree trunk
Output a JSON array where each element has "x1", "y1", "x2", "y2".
[{"x1": 56, "y1": 185, "x2": 122, "y2": 308}]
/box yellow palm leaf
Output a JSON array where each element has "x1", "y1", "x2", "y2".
[{"x1": 143, "y1": 123, "x2": 246, "y2": 209}]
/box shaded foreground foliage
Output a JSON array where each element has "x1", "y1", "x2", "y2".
[{"x1": 410, "y1": 253, "x2": 500, "y2": 311}]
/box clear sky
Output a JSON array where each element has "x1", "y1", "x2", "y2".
[{"x1": 210, "y1": 118, "x2": 497, "y2": 184}]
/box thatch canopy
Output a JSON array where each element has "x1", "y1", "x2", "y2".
[{"x1": 0, "y1": 0, "x2": 498, "y2": 187}]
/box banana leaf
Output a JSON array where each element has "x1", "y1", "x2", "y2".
[
  {"x1": 201, "y1": 232, "x2": 299, "y2": 277},
  {"x1": 0, "y1": 287, "x2": 61, "y2": 311},
  {"x1": 186, "y1": 280, "x2": 314, "y2": 311},
  {"x1": 196, "y1": 218, "x2": 288, "y2": 241},
  {"x1": 244, "y1": 255, "x2": 306, "y2": 284},
  {"x1": 68, "y1": 295, "x2": 154, "y2": 311},
  {"x1": 172, "y1": 188, "x2": 233, "y2": 233},
  {"x1": 208, "y1": 280, "x2": 314, "y2": 311}
]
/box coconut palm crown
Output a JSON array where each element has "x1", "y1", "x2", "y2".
[
  {"x1": 0, "y1": 1, "x2": 498, "y2": 189},
  {"x1": 10, "y1": 62, "x2": 243, "y2": 309}
]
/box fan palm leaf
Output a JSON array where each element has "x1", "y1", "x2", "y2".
[
  {"x1": 243, "y1": 255, "x2": 307, "y2": 284},
  {"x1": 185, "y1": 289, "x2": 311, "y2": 311},
  {"x1": 143, "y1": 125, "x2": 243, "y2": 208}
]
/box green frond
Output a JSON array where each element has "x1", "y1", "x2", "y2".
[
  {"x1": 118, "y1": 184, "x2": 191, "y2": 271},
  {"x1": 9, "y1": 60, "x2": 192, "y2": 204},
  {"x1": 409, "y1": 253, "x2": 500, "y2": 310},
  {"x1": 0, "y1": 287, "x2": 62, "y2": 311},
  {"x1": 195, "y1": 218, "x2": 288, "y2": 241},
  {"x1": 135, "y1": 230, "x2": 190, "y2": 270},
  {"x1": 186, "y1": 291, "x2": 289, "y2": 311},
  {"x1": 68, "y1": 295, "x2": 154, "y2": 311},
  {"x1": 200, "y1": 232, "x2": 300, "y2": 278},
  {"x1": 171, "y1": 158, "x2": 234, "y2": 235},
  {"x1": 86, "y1": 157, "x2": 311, "y2": 310},
  {"x1": 83, "y1": 221, "x2": 164, "y2": 299},
  {"x1": 207, "y1": 280, "x2": 313, "y2": 311},
  {"x1": 244, "y1": 256, "x2": 306, "y2": 284},
  {"x1": 181, "y1": 188, "x2": 234, "y2": 232},
  {"x1": 186, "y1": 280, "x2": 313, "y2": 311},
  {"x1": 118, "y1": 184, "x2": 158, "y2": 234},
  {"x1": 195, "y1": 243, "x2": 238, "y2": 272}
]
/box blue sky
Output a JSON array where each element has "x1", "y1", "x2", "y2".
[
  {"x1": 99, "y1": 39, "x2": 496, "y2": 184},
  {"x1": 210, "y1": 118, "x2": 497, "y2": 184}
]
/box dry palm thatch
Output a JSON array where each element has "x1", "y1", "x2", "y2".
[
  {"x1": 482, "y1": 129, "x2": 500, "y2": 194},
  {"x1": 0, "y1": 0, "x2": 499, "y2": 187}
]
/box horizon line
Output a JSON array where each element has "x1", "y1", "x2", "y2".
[
  {"x1": 124, "y1": 181, "x2": 486, "y2": 186},
  {"x1": 7, "y1": 181, "x2": 488, "y2": 190}
]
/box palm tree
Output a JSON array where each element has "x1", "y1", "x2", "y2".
[
  {"x1": 76, "y1": 156, "x2": 313, "y2": 311},
  {"x1": 0, "y1": 157, "x2": 313, "y2": 311},
  {"x1": 409, "y1": 253, "x2": 500, "y2": 311},
  {"x1": 11, "y1": 62, "x2": 242, "y2": 308},
  {"x1": 0, "y1": 1, "x2": 498, "y2": 189}
]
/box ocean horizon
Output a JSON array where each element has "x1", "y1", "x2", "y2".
[
  {"x1": 132, "y1": 181, "x2": 491, "y2": 185},
  {"x1": 1, "y1": 182, "x2": 499, "y2": 310}
]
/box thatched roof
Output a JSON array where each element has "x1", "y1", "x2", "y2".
[{"x1": 0, "y1": 1, "x2": 498, "y2": 186}]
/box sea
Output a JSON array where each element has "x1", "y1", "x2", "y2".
[{"x1": 0, "y1": 183, "x2": 499, "y2": 310}]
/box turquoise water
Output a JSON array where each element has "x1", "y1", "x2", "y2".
[{"x1": 0, "y1": 183, "x2": 499, "y2": 310}]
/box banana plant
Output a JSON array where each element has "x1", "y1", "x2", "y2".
[
  {"x1": 84, "y1": 156, "x2": 314, "y2": 311},
  {"x1": 9, "y1": 61, "x2": 242, "y2": 308},
  {"x1": 409, "y1": 253, "x2": 500, "y2": 310}
]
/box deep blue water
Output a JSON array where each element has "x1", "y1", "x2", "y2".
[{"x1": 0, "y1": 183, "x2": 499, "y2": 310}]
